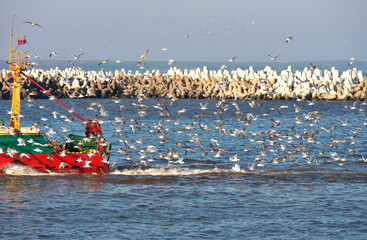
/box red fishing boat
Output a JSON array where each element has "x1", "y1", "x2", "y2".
[{"x1": 0, "y1": 24, "x2": 111, "y2": 174}]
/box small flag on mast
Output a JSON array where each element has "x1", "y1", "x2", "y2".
[{"x1": 18, "y1": 39, "x2": 26, "y2": 45}]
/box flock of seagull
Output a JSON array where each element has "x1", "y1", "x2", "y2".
[
  {"x1": 16, "y1": 88, "x2": 367, "y2": 172},
  {"x1": 6, "y1": 19, "x2": 363, "y2": 172},
  {"x1": 22, "y1": 19, "x2": 358, "y2": 71},
  {"x1": 104, "y1": 97, "x2": 367, "y2": 171}
]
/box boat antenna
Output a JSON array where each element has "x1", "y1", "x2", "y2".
[{"x1": 11, "y1": 13, "x2": 15, "y2": 31}]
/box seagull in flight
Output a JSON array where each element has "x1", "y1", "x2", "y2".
[
  {"x1": 23, "y1": 21, "x2": 45, "y2": 29},
  {"x1": 310, "y1": 63, "x2": 318, "y2": 69},
  {"x1": 71, "y1": 52, "x2": 84, "y2": 60},
  {"x1": 220, "y1": 65, "x2": 227, "y2": 70},
  {"x1": 183, "y1": 32, "x2": 193, "y2": 39},
  {"x1": 168, "y1": 59, "x2": 175, "y2": 67},
  {"x1": 49, "y1": 52, "x2": 58, "y2": 58},
  {"x1": 268, "y1": 54, "x2": 280, "y2": 61},
  {"x1": 138, "y1": 49, "x2": 149, "y2": 64},
  {"x1": 98, "y1": 59, "x2": 109, "y2": 65},
  {"x1": 227, "y1": 56, "x2": 237, "y2": 62},
  {"x1": 285, "y1": 36, "x2": 295, "y2": 43},
  {"x1": 138, "y1": 62, "x2": 146, "y2": 69}
]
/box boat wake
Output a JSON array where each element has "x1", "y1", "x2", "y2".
[
  {"x1": 4, "y1": 164, "x2": 54, "y2": 176},
  {"x1": 110, "y1": 164, "x2": 246, "y2": 176}
]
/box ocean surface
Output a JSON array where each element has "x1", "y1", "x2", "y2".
[
  {"x1": 1, "y1": 60, "x2": 366, "y2": 74},
  {"x1": 1, "y1": 61, "x2": 367, "y2": 239}
]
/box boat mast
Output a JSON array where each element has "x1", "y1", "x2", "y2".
[{"x1": 9, "y1": 23, "x2": 29, "y2": 134}]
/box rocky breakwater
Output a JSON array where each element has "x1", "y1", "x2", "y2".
[{"x1": 0, "y1": 66, "x2": 365, "y2": 100}]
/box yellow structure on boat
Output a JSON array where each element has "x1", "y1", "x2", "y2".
[{"x1": 8, "y1": 27, "x2": 29, "y2": 134}]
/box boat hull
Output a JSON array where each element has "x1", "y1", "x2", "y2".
[{"x1": 0, "y1": 152, "x2": 109, "y2": 174}]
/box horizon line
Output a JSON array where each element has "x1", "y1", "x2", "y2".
[{"x1": 17, "y1": 59, "x2": 366, "y2": 63}]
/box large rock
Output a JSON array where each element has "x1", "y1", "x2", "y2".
[{"x1": 320, "y1": 92, "x2": 337, "y2": 100}]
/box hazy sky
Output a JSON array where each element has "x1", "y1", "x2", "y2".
[{"x1": 1, "y1": 0, "x2": 366, "y2": 62}]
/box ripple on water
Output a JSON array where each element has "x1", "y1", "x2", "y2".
[{"x1": 1, "y1": 99, "x2": 367, "y2": 239}]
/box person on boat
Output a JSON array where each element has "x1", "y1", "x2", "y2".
[
  {"x1": 85, "y1": 119, "x2": 103, "y2": 139},
  {"x1": 0, "y1": 118, "x2": 4, "y2": 126},
  {"x1": 85, "y1": 120, "x2": 96, "y2": 138}
]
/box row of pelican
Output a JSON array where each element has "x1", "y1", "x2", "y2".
[{"x1": 0, "y1": 65, "x2": 365, "y2": 100}]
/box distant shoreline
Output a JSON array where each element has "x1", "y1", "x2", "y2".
[{"x1": 1, "y1": 60, "x2": 365, "y2": 74}]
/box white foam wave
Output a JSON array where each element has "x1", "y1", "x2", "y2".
[
  {"x1": 4, "y1": 164, "x2": 54, "y2": 176},
  {"x1": 110, "y1": 167, "x2": 247, "y2": 176}
]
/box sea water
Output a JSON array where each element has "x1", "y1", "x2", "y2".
[
  {"x1": 1, "y1": 96, "x2": 367, "y2": 239},
  {"x1": 0, "y1": 60, "x2": 366, "y2": 74}
]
